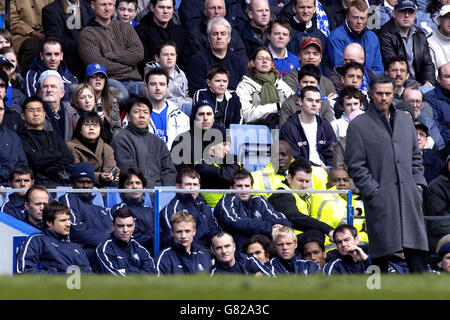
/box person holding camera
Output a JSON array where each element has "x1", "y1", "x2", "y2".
[{"x1": 67, "y1": 111, "x2": 119, "y2": 188}]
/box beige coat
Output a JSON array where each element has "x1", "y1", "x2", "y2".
[{"x1": 10, "y1": 0, "x2": 53, "y2": 51}]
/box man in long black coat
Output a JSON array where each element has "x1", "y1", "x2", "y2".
[{"x1": 345, "y1": 74, "x2": 429, "y2": 273}]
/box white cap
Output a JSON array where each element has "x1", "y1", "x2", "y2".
[
  {"x1": 439, "y1": 5, "x2": 450, "y2": 17},
  {"x1": 38, "y1": 70, "x2": 62, "y2": 84}
]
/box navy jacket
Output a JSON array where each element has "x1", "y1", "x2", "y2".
[
  {"x1": 280, "y1": 112, "x2": 337, "y2": 166},
  {"x1": 16, "y1": 228, "x2": 92, "y2": 274},
  {"x1": 1, "y1": 194, "x2": 27, "y2": 220},
  {"x1": 187, "y1": 47, "x2": 247, "y2": 96},
  {"x1": 214, "y1": 194, "x2": 292, "y2": 250},
  {"x1": 192, "y1": 87, "x2": 242, "y2": 128},
  {"x1": 160, "y1": 193, "x2": 220, "y2": 248},
  {"x1": 323, "y1": 255, "x2": 372, "y2": 275},
  {"x1": 0, "y1": 124, "x2": 28, "y2": 186},
  {"x1": 95, "y1": 232, "x2": 156, "y2": 275},
  {"x1": 156, "y1": 242, "x2": 212, "y2": 275},
  {"x1": 111, "y1": 198, "x2": 154, "y2": 253},
  {"x1": 269, "y1": 253, "x2": 320, "y2": 275},
  {"x1": 59, "y1": 193, "x2": 112, "y2": 251},
  {"x1": 424, "y1": 84, "x2": 450, "y2": 144},
  {"x1": 211, "y1": 252, "x2": 274, "y2": 275},
  {"x1": 240, "y1": 22, "x2": 267, "y2": 59}
]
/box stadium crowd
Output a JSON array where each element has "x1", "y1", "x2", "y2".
[{"x1": 0, "y1": 0, "x2": 449, "y2": 276}]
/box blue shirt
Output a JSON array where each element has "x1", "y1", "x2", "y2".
[
  {"x1": 151, "y1": 103, "x2": 168, "y2": 143},
  {"x1": 268, "y1": 45, "x2": 300, "y2": 78}
]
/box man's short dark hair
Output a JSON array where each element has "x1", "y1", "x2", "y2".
[
  {"x1": 21, "y1": 96, "x2": 44, "y2": 113},
  {"x1": 299, "y1": 85, "x2": 321, "y2": 100},
  {"x1": 113, "y1": 207, "x2": 135, "y2": 224},
  {"x1": 267, "y1": 17, "x2": 291, "y2": 35},
  {"x1": 288, "y1": 157, "x2": 312, "y2": 177},
  {"x1": 337, "y1": 85, "x2": 364, "y2": 108},
  {"x1": 206, "y1": 64, "x2": 230, "y2": 81},
  {"x1": 176, "y1": 167, "x2": 201, "y2": 185},
  {"x1": 386, "y1": 55, "x2": 410, "y2": 74},
  {"x1": 369, "y1": 74, "x2": 395, "y2": 97},
  {"x1": 155, "y1": 40, "x2": 177, "y2": 56},
  {"x1": 298, "y1": 64, "x2": 321, "y2": 84},
  {"x1": 8, "y1": 164, "x2": 34, "y2": 182},
  {"x1": 151, "y1": 0, "x2": 175, "y2": 6},
  {"x1": 335, "y1": 224, "x2": 358, "y2": 238},
  {"x1": 25, "y1": 184, "x2": 49, "y2": 203},
  {"x1": 124, "y1": 94, "x2": 152, "y2": 114},
  {"x1": 119, "y1": 167, "x2": 147, "y2": 189},
  {"x1": 342, "y1": 61, "x2": 364, "y2": 77},
  {"x1": 116, "y1": 0, "x2": 138, "y2": 9},
  {"x1": 230, "y1": 168, "x2": 254, "y2": 186},
  {"x1": 144, "y1": 67, "x2": 169, "y2": 85},
  {"x1": 40, "y1": 38, "x2": 62, "y2": 53},
  {"x1": 299, "y1": 236, "x2": 326, "y2": 255},
  {"x1": 43, "y1": 201, "x2": 70, "y2": 225}
]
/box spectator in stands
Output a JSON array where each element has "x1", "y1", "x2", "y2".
[
  {"x1": 16, "y1": 200, "x2": 92, "y2": 274},
  {"x1": 116, "y1": 0, "x2": 139, "y2": 27},
  {"x1": 210, "y1": 231, "x2": 273, "y2": 275},
  {"x1": 242, "y1": 234, "x2": 274, "y2": 264},
  {"x1": 236, "y1": 46, "x2": 294, "y2": 129},
  {"x1": 10, "y1": 0, "x2": 53, "y2": 73},
  {"x1": 0, "y1": 68, "x2": 25, "y2": 131},
  {"x1": 37, "y1": 70, "x2": 78, "y2": 142},
  {"x1": 25, "y1": 39, "x2": 78, "y2": 100},
  {"x1": 19, "y1": 96, "x2": 74, "y2": 188},
  {"x1": 214, "y1": 168, "x2": 292, "y2": 250},
  {"x1": 22, "y1": 184, "x2": 50, "y2": 230},
  {"x1": 111, "y1": 95, "x2": 177, "y2": 189},
  {"x1": 156, "y1": 211, "x2": 213, "y2": 275},
  {"x1": 327, "y1": 0, "x2": 384, "y2": 75},
  {"x1": 282, "y1": 37, "x2": 336, "y2": 99},
  {"x1": 70, "y1": 83, "x2": 96, "y2": 115},
  {"x1": 377, "y1": 0, "x2": 435, "y2": 87},
  {"x1": 58, "y1": 162, "x2": 112, "y2": 258},
  {"x1": 286, "y1": 0, "x2": 328, "y2": 60},
  {"x1": 428, "y1": 5, "x2": 450, "y2": 78},
  {"x1": 280, "y1": 86, "x2": 337, "y2": 169},
  {"x1": 403, "y1": 86, "x2": 445, "y2": 151},
  {"x1": 0, "y1": 99, "x2": 28, "y2": 186},
  {"x1": 385, "y1": 55, "x2": 420, "y2": 102},
  {"x1": 66, "y1": 112, "x2": 118, "y2": 188},
  {"x1": 268, "y1": 157, "x2": 335, "y2": 240},
  {"x1": 42, "y1": 0, "x2": 95, "y2": 80},
  {"x1": 415, "y1": 121, "x2": 445, "y2": 183},
  {"x1": 280, "y1": 63, "x2": 335, "y2": 126},
  {"x1": 240, "y1": 0, "x2": 271, "y2": 59},
  {"x1": 0, "y1": 48, "x2": 26, "y2": 114},
  {"x1": 144, "y1": 41, "x2": 192, "y2": 110},
  {"x1": 0, "y1": 165, "x2": 34, "y2": 220},
  {"x1": 328, "y1": 43, "x2": 373, "y2": 95},
  {"x1": 143, "y1": 67, "x2": 189, "y2": 150},
  {"x1": 266, "y1": 18, "x2": 300, "y2": 78},
  {"x1": 79, "y1": 0, "x2": 144, "y2": 101},
  {"x1": 424, "y1": 155, "x2": 450, "y2": 252},
  {"x1": 95, "y1": 207, "x2": 156, "y2": 275},
  {"x1": 135, "y1": 0, "x2": 188, "y2": 74},
  {"x1": 269, "y1": 225, "x2": 320, "y2": 274},
  {"x1": 160, "y1": 167, "x2": 220, "y2": 249},
  {"x1": 192, "y1": 64, "x2": 242, "y2": 128},
  {"x1": 330, "y1": 85, "x2": 364, "y2": 139},
  {"x1": 0, "y1": 29, "x2": 12, "y2": 50},
  {"x1": 185, "y1": 0, "x2": 247, "y2": 62},
  {"x1": 188, "y1": 17, "x2": 248, "y2": 96},
  {"x1": 437, "y1": 241, "x2": 450, "y2": 273},
  {"x1": 298, "y1": 231, "x2": 327, "y2": 268},
  {"x1": 323, "y1": 224, "x2": 371, "y2": 275},
  {"x1": 84, "y1": 63, "x2": 122, "y2": 143},
  {"x1": 110, "y1": 168, "x2": 154, "y2": 252},
  {"x1": 346, "y1": 74, "x2": 429, "y2": 273},
  {"x1": 424, "y1": 62, "x2": 450, "y2": 144}
]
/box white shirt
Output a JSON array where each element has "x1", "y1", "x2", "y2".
[{"x1": 301, "y1": 118, "x2": 324, "y2": 166}]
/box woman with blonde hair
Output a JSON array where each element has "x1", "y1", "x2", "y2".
[{"x1": 236, "y1": 46, "x2": 294, "y2": 129}]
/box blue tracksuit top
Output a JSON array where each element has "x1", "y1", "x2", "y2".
[
  {"x1": 95, "y1": 232, "x2": 156, "y2": 276},
  {"x1": 269, "y1": 253, "x2": 320, "y2": 275},
  {"x1": 210, "y1": 252, "x2": 274, "y2": 276},
  {"x1": 156, "y1": 242, "x2": 212, "y2": 275},
  {"x1": 16, "y1": 228, "x2": 92, "y2": 274},
  {"x1": 323, "y1": 255, "x2": 372, "y2": 275}
]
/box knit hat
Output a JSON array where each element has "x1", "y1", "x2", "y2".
[
  {"x1": 38, "y1": 70, "x2": 62, "y2": 84},
  {"x1": 68, "y1": 162, "x2": 95, "y2": 182},
  {"x1": 439, "y1": 242, "x2": 450, "y2": 260},
  {"x1": 189, "y1": 99, "x2": 215, "y2": 129},
  {"x1": 396, "y1": 101, "x2": 415, "y2": 120}
]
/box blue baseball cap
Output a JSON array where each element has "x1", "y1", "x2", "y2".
[
  {"x1": 0, "y1": 54, "x2": 14, "y2": 68},
  {"x1": 85, "y1": 62, "x2": 107, "y2": 78},
  {"x1": 394, "y1": 0, "x2": 417, "y2": 11}
]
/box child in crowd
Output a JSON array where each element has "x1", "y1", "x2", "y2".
[
  {"x1": 116, "y1": 0, "x2": 139, "y2": 27},
  {"x1": 330, "y1": 86, "x2": 364, "y2": 139}
]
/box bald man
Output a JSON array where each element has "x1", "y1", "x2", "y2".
[{"x1": 329, "y1": 43, "x2": 375, "y2": 93}]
